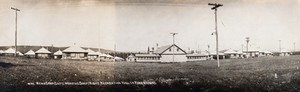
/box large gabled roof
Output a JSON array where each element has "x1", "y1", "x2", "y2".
[
  {"x1": 35, "y1": 47, "x2": 51, "y2": 54},
  {"x1": 154, "y1": 44, "x2": 187, "y2": 54},
  {"x1": 63, "y1": 45, "x2": 87, "y2": 53}
]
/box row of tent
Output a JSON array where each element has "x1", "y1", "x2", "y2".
[{"x1": 0, "y1": 46, "x2": 124, "y2": 61}]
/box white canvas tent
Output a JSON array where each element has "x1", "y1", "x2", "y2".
[
  {"x1": 4, "y1": 47, "x2": 16, "y2": 56},
  {"x1": 17, "y1": 51, "x2": 23, "y2": 56},
  {"x1": 114, "y1": 56, "x2": 125, "y2": 61}
]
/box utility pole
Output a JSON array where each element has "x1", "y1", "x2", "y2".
[
  {"x1": 11, "y1": 7, "x2": 20, "y2": 57},
  {"x1": 208, "y1": 3, "x2": 223, "y2": 67},
  {"x1": 246, "y1": 37, "x2": 250, "y2": 52},
  {"x1": 279, "y1": 40, "x2": 281, "y2": 52},
  {"x1": 208, "y1": 45, "x2": 211, "y2": 60},
  {"x1": 170, "y1": 33, "x2": 178, "y2": 62},
  {"x1": 114, "y1": 44, "x2": 116, "y2": 61},
  {"x1": 294, "y1": 42, "x2": 296, "y2": 52}
]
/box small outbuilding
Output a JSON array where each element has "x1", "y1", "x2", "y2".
[
  {"x1": 126, "y1": 54, "x2": 136, "y2": 62},
  {"x1": 86, "y1": 49, "x2": 98, "y2": 61},
  {"x1": 224, "y1": 49, "x2": 239, "y2": 59},
  {"x1": 53, "y1": 50, "x2": 63, "y2": 59}
]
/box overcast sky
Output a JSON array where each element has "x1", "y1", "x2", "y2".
[{"x1": 0, "y1": 0, "x2": 299, "y2": 52}]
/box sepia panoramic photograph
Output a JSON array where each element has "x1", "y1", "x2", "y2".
[{"x1": 0, "y1": 0, "x2": 300, "y2": 91}]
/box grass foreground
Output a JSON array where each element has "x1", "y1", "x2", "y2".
[{"x1": 1, "y1": 56, "x2": 300, "y2": 92}]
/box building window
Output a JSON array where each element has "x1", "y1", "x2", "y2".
[
  {"x1": 177, "y1": 48, "x2": 179, "y2": 52},
  {"x1": 71, "y1": 53, "x2": 75, "y2": 57},
  {"x1": 79, "y1": 53, "x2": 85, "y2": 57},
  {"x1": 169, "y1": 48, "x2": 172, "y2": 52}
]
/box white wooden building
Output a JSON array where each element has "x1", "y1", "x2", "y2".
[
  {"x1": 135, "y1": 54, "x2": 161, "y2": 62},
  {"x1": 223, "y1": 49, "x2": 240, "y2": 59},
  {"x1": 35, "y1": 47, "x2": 51, "y2": 59},
  {"x1": 243, "y1": 49, "x2": 260, "y2": 58},
  {"x1": 126, "y1": 54, "x2": 136, "y2": 62},
  {"x1": 86, "y1": 49, "x2": 98, "y2": 61},
  {"x1": 277, "y1": 50, "x2": 291, "y2": 56},
  {"x1": 186, "y1": 53, "x2": 209, "y2": 61},
  {"x1": 53, "y1": 50, "x2": 63, "y2": 59},
  {"x1": 154, "y1": 44, "x2": 187, "y2": 62},
  {"x1": 132, "y1": 44, "x2": 188, "y2": 62},
  {"x1": 62, "y1": 45, "x2": 88, "y2": 60}
]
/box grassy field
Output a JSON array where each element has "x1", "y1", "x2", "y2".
[{"x1": 1, "y1": 56, "x2": 300, "y2": 92}]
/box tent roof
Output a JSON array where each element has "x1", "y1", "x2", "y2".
[
  {"x1": 25, "y1": 50, "x2": 35, "y2": 55},
  {"x1": 86, "y1": 49, "x2": 98, "y2": 55},
  {"x1": 4, "y1": 48, "x2": 16, "y2": 54},
  {"x1": 114, "y1": 57, "x2": 124, "y2": 60},
  {"x1": 35, "y1": 47, "x2": 51, "y2": 54},
  {"x1": 54, "y1": 50, "x2": 63, "y2": 55},
  {"x1": 17, "y1": 51, "x2": 23, "y2": 56},
  {"x1": 105, "y1": 54, "x2": 113, "y2": 58},
  {"x1": 127, "y1": 54, "x2": 135, "y2": 58},
  {"x1": 224, "y1": 49, "x2": 238, "y2": 54},
  {"x1": 63, "y1": 45, "x2": 87, "y2": 53},
  {"x1": 97, "y1": 52, "x2": 107, "y2": 56}
]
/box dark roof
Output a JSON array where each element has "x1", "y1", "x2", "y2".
[{"x1": 154, "y1": 44, "x2": 187, "y2": 54}]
